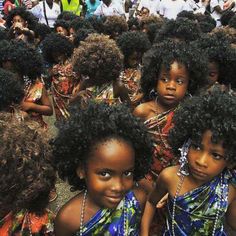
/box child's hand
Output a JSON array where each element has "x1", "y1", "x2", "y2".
[{"x1": 156, "y1": 193, "x2": 168, "y2": 208}]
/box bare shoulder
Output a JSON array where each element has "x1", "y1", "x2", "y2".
[
  {"x1": 133, "y1": 185, "x2": 147, "y2": 212},
  {"x1": 158, "y1": 166, "x2": 179, "y2": 186},
  {"x1": 133, "y1": 101, "x2": 154, "y2": 120},
  {"x1": 55, "y1": 193, "x2": 83, "y2": 235}
]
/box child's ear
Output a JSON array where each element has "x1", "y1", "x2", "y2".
[{"x1": 76, "y1": 166, "x2": 85, "y2": 179}]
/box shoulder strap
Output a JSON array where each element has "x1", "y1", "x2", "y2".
[{"x1": 43, "y1": 0, "x2": 49, "y2": 26}]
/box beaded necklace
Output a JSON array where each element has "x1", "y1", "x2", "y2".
[
  {"x1": 79, "y1": 190, "x2": 129, "y2": 236},
  {"x1": 171, "y1": 173, "x2": 223, "y2": 236}
]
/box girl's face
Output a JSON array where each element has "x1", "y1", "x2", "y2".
[
  {"x1": 56, "y1": 26, "x2": 69, "y2": 37},
  {"x1": 208, "y1": 61, "x2": 219, "y2": 86},
  {"x1": 79, "y1": 138, "x2": 135, "y2": 209},
  {"x1": 12, "y1": 15, "x2": 27, "y2": 28},
  {"x1": 127, "y1": 51, "x2": 141, "y2": 68},
  {"x1": 156, "y1": 61, "x2": 189, "y2": 110},
  {"x1": 187, "y1": 130, "x2": 227, "y2": 185}
]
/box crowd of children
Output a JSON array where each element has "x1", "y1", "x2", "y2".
[{"x1": 0, "y1": 4, "x2": 236, "y2": 236}]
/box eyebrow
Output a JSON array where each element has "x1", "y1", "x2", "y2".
[{"x1": 95, "y1": 167, "x2": 134, "y2": 172}]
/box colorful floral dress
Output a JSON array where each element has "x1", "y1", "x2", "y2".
[
  {"x1": 164, "y1": 169, "x2": 236, "y2": 235},
  {"x1": 75, "y1": 191, "x2": 141, "y2": 235},
  {"x1": 87, "y1": 83, "x2": 121, "y2": 105},
  {"x1": 51, "y1": 60, "x2": 79, "y2": 120},
  {"x1": 0, "y1": 209, "x2": 54, "y2": 236},
  {"x1": 24, "y1": 78, "x2": 47, "y2": 128},
  {"x1": 144, "y1": 109, "x2": 177, "y2": 180},
  {"x1": 119, "y1": 67, "x2": 141, "y2": 106}
]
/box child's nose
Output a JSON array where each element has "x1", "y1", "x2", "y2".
[
  {"x1": 195, "y1": 152, "x2": 208, "y2": 168},
  {"x1": 111, "y1": 177, "x2": 125, "y2": 192},
  {"x1": 166, "y1": 81, "x2": 176, "y2": 90}
]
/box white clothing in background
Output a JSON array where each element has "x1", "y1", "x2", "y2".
[
  {"x1": 137, "y1": 0, "x2": 160, "y2": 15},
  {"x1": 30, "y1": 1, "x2": 60, "y2": 28},
  {"x1": 185, "y1": 0, "x2": 206, "y2": 14},
  {"x1": 159, "y1": 0, "x2": 187, "y2": 19},
  {"x1": 210, "y1": 0, "x2": 224, "y2": 26},
  {"x1": 94, "y1": 1, "x2": 125, "y2": 16}
]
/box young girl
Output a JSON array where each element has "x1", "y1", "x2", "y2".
[
  {"x1": 72, "y1": 33, "x2": 131, "y2": 106},
  {"x1": 141, "y1": 86, "x2": 236, "y2": 235},
  {"x1": 134, "y1": 40, "x2": 208, "y2": 191},
  {"x1": 1, "y1": 40, "x2": 53, "y2": 128},
  {"x1": 117, "y1": 31, "x2": 151, "y2": 107},
  {"x1": 41, "y1": 33, "x2": 77, "y2": 120},
  {"x1": 53, "y1": 102, "x2": 153, "y2": 235},
  {"x1": 0, "y1": 113, "x2": 56, "y2": 235}
]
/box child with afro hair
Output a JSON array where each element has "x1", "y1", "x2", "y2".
[
  {"x1": 141, "y1": 86, "x2": 236, "y2": 235},
  {"x1": 1, "y1": 40, "x2": 53, "y2": 128},
  {"x1": 134, "y1": 40, "x2": 208, "y2": 192},
  {"x1": 53, "y1": 102, "x2": 153, "y2": 235},
  {"x1": 117, "y1": 31, "x2": 151, "y2": 106},
  {"x1": 0, "y1": 114, "x2": 56, "y2": 235},
  {"x1": 72, "y1": 33, "x2": 131, "y2": 106},
  {"x1": 41, "y1": 33, "x2": 78, "y2": 120},
  {"x1": 54, "y1": 19, "x2": 70, "y2": 37}
]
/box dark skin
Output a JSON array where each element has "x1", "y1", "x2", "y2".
[{"x1": 103, "y1": 0, "x2": 111, "y2": 7}]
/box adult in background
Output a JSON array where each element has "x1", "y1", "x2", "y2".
[
  {"x1": 30, "y1": 0, "x2": 61, "y2": 28},
  {"x1": 85, "y1": 0, "x2": 100, "y2": 18},
  {"x1": 94, "y1": 0, "x2": 125, "y2": 17}
]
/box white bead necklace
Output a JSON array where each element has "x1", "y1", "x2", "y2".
[
  {"x1": 171, "y1": 173, "x2": 223, "y2": 236},
  {"x1": 79, "y1": 190, "x2": 87, "y2": 236}
]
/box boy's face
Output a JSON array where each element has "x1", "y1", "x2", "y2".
[
  {"x1": 156, "y1": 61, "x2": 189, "y2": 110},
  {"x1": 56, "y1": 26, "x2": 69, "y2": 37},
  {"x1": 187, "y1": 130, "x2": 227, "y2": 185},
  {"x1": 78, "y1": 138, "x2": 135, "y2": 209}
]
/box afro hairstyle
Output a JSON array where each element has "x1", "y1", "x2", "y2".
[
  {"x1": 1, "y1": 40, "x2": 43, "y2": 81},
  {"x1": 177, "y1": 10, "x2": 197, "y2": 21},
  {"x1": 220, "y1": 10, "x2": 235, "y2": 26},
  {"x1": 127, "y1": 17, "x2": 141, "y2": 31},
  {"x1": 41, "y1": 33, "x2": 74, "y2": 64},
  {"x1": 69, "y1": 17, "x2": 93, "y2": 33},
  {"x1": 154, "y1": 18, "x2": 202, "y2": 43},
  {"x1": 141, "y1": 40, "x2": 208, "y2": 99},
  {"x1": 53, "y1": 101, "x2": 153, "y2": 191},
  {"x1": 57, "y1": 11, "x2": 78, "y2": 22},
  {"x1": 34, "y1": 23, "x2": 52, "y2": 42},
  {"x1": 229, "y1": 14, "x2": 236, "y2": 29},
  {"x1": 73, "y1": 28, "x2": 96, "y2": 48},
  {"x1": 0, "y1": 68, "x2": 24, "y2": 111},
  {"x1": 0, "y1": 114, "x2": 56, "y2": 214},
  {"x1": 117, "y1": 31, "x2": 151, "y2": 67},
  {"x1": 73, "y1": 33, "x2": 123, "y2": 84},
  {"x1": 54, "y1": 19, "x2": 70, "y2": 32},
  {"x1": 169, "y1": 85, "x2": 236, "y2": 166}
]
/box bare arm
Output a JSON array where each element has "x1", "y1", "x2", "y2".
[
  {"x1": 140, "y1": 170, "x2": 169, "y2": 236},
  {"x1": 21, "y1": 86, "x2": 53, "y2": 116},
  {"x1": 226, "y1": 186, "x2": 236, "y2": 230}
]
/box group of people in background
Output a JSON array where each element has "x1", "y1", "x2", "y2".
[{"x1": 0, "y1": 0, "x2": 236, "y2": 235}]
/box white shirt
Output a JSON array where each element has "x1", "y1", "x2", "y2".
[
  {"x1": 185, "y1": 0, "x2": 206, "y2": 14},
  {"x1": 210, "y1": 0, "x2": 224, "y2": 26},
  {"x1": 30, "y1": 1, "x2": 60, "y2": 28},
  {"x1": 94, "y1": 1, "x2": 125, "y2": 16},
  {"x1": 137, "y1": 0, "x2": 160, "y2": 15},
  {"x1": 159, "y1": 0, "x2": 187, "y2": 19}
]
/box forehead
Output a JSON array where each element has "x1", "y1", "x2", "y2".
[
  {"x1": 87, "y1": 139, "x2": 135, "y2": 170},
  {"x1": 13, "y1": 15, "x2": 25, "y2": 22},
  {"x1": 161, "y1": 61, "x2": 188, "y2": 74}
]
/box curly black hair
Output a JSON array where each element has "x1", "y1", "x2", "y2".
[
  {"x1": 220, "y1": 10, "x2": 235, "y2": 26},
  {"x1": 195, "y1": 13, "x2": 216, "y2": 33},
  {"x1": 117, "y1": 31, "x2": 151, "y2": 67},
  {"x1": 139, "y1": 15, "x2": 164, "y2": 31},
  {"x1": 34, "y1": 23, "x2": 52, "y2": 42},
  {"x1": 141, "y1": 40, "x2": 208, "y2": 98},
  {"x1": 0, "y1": 114, "x2": 56, "y2": 215},
  {"x1": 193, "y1": 33, "x2": 236, "y2": 87},
  {"x1": 73, "y1": 28, "x2": 96, "y2": 48},
  {"x1": 5, "y1": 7, "x2": 38, "y2": 30},
  {"x1": 177, "y1": 10, "x2": 197, "y2": 21},
  {"x1": 53, "y1": 102, "x2": 153, "y2": 191},
  {"x1": 87, "y1": 16, "x2": 106, "y2": 33},
  {"x1": 69, "y1": 17, "x2": 93, "y2": 33},
  {"x1": 57, "y1": 11, "x2": 78, "y2": 22},
  {"x1": 229, "y1": 14, "x2": 236, "y2": 29},
  {"x1": 0, "y1": 68, "x2": 24, "y2": 111},
  {"x1": 154, "y1": 18, "x2": 202, "y2": 43},
  {"x1": 73, "y1": 33, "x2": 123, "y2": 84},
  {"x1": 103, "y1": 15, "x2": 128, "y2": 38},
  {"x1": 54, "y1": 19, "x2": 70, "y2": 32},
  {"x1": 127, "y1": 17, "x2": 141, "y2": 31},
  {"x1": 41, "y1": 33, "x2": 74, "y2": 64},
  {"x1": 0, "y1": 28, "x2": 8, "y2": 41},
  {"x1": 1, "y1": 40, "x2": 43, "y2": 81},
  {"x1": 169, "y1": 86, "x2": 236, "y2": 166}
]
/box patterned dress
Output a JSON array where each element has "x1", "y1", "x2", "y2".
[
  {"x1": 144, "y1": 109, "x2": 177, "y2": 180},
  {"x1": 51, "y1": 60, "x2": 79, "y2": 120},
  {"x1": 0, "y1": 209, "x2": 54, "y2": 236},
  {"x1": 119, "y1": 67, "x2": 142, "y2": 106},
  {"x1": 75, "y1": 191, "x2": 141, "y2": 236},
  {"x1": 24, "y1": 78, "x2": 48, "y2": 129},
  {"x1": 164, "y1": 169, "x2": 236, "y2": 235}
]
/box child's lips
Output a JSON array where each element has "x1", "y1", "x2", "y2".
[
  {"x1": 105, "y1": 195, "x2": 123, "y2": 204},
  {"x1": 164, "y1": 94, "x2": 176, "y2": 100},
  {"x1": 191, "y1": 167, "x2": 207, "y2": 177}
]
